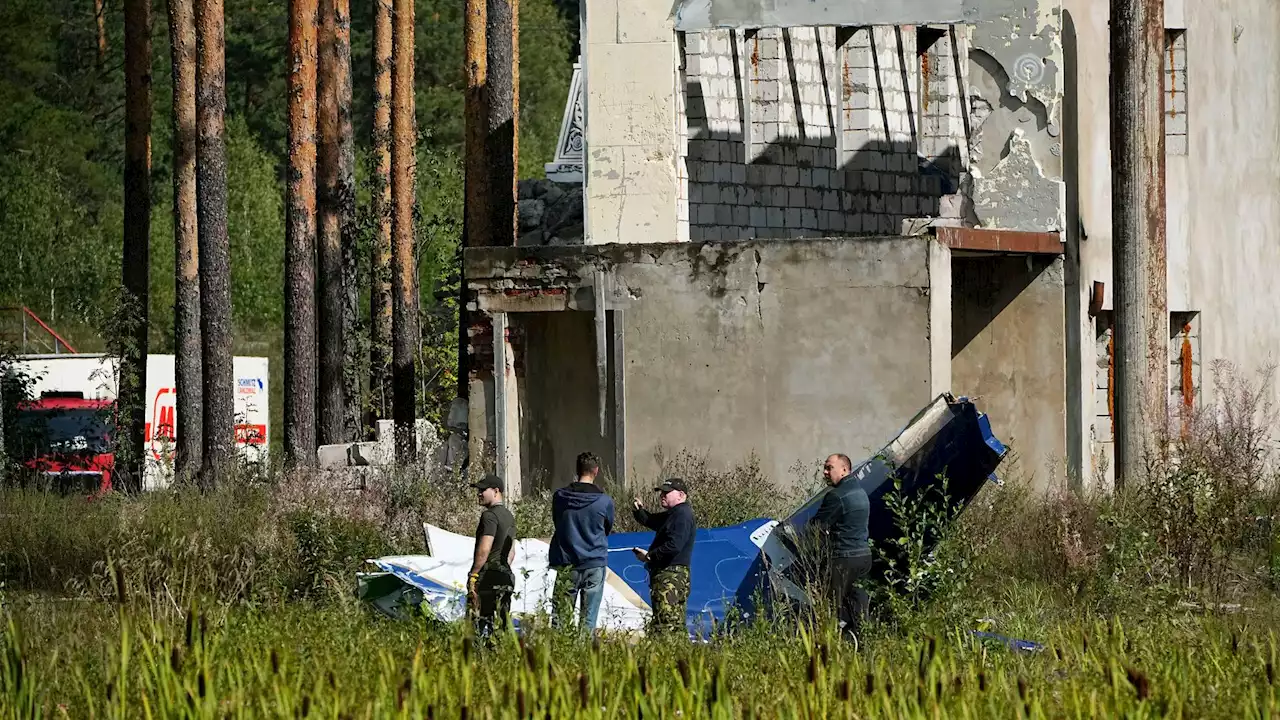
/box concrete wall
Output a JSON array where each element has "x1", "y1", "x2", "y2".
[
  {"x1": 465, "y1": 237, "x2": 952, "y2": 490},
  {"x1": 1063, "y1": 0, "x2": 1280, "y2": 489},
  {"x1": 952, "y1": 255, "x2": 1067, "y2": 488},
  {"x1": 582, "y1": 0, "x2": 681, "y2": 245},
  {"x1": 617, "y1": 238, "x2": 949, "y2": 486}
]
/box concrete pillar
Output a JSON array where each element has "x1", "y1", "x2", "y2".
[
  {"x1": 492, "y1": 311, "x2": 522, "y2": 499},
  {"x1": 928, "y1": 239, "x2": 953, "y2": 398},
  {"x1": 582, "y1": 0, "x2": 679, "y2": 244}
]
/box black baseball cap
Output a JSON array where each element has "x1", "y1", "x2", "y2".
[
  {"x1": 470, "y1": 474, "x2": 504, "y2": 493},
  {"x1": 653, "y1": 479, "x2": 688, "y2": 494}
]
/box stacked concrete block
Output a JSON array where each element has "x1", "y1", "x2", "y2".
[
  {"x1": 918, "y1": 26, "x2": 969, "y2": 198},
  {"x1": 682, "y1": 24, "x2": 965, "y2": 241},
  {"x1": 837, "y1": 26, "x2": 940, "y2": 234},
  {"x1": 685, "y1": 29, "x2": 752, "y2": 241},
  {"x1": 842, "y1": 27, "x2": 916, "y2": 170}
]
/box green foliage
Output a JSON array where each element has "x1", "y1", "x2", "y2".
[
  {"x1": 874, "y1": 473, "x2": 968, "y2": 618},
  {"x1": 285, "y1": 510, "x2": 390, "y2": 601},
  {"x1": 640, "y1": 448, "x2": 818, "y2": 532},
  {"x1": 0, "y1": 0, "x2": 576, "y2": 431}
]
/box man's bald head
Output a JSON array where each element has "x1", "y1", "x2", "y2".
[{"x1": 823, "y1": 454, "x2": 852, "y2": 486}]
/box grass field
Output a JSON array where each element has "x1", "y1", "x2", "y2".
[
  {"x1": 2, "y1": 367, "x2": 1279, "y2": 718},
  {"x1": 3, "y1": 587, "x2": 1278, "y2": 718}
]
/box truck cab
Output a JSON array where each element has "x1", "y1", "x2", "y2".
[{"x1": 10, "y1": 392, "x2": 115, "y2": 494}]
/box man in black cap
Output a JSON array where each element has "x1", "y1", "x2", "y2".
[
  {"x1": 467, "y1": 474, "x2": 517, "y2": 640},
  {"x1": 632, "y1": 479, "x2": 695, "y2": 635}
]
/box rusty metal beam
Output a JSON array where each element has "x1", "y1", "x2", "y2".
[{"x1": 935, "y1": 226, "x2": 1063, "y2": 255}]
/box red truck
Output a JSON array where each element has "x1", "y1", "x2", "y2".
[{"x1": 10, "y1": 392, "x2": 115, "y2": 495}]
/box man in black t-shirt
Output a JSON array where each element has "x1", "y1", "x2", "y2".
[{"x1": 468, "y1": 474, "x2": 517, "y2": 640}]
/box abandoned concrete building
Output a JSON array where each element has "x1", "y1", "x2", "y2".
[{"x1": 466, "y1": 0, "x2": 1280, "y2": 496}]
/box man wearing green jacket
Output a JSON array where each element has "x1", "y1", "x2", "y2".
[{"x1": 808, "y1": 453, "x2": 871, "y2": 639}]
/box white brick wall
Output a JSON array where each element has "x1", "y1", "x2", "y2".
[
  {"x1": 918, "y1": 26, "x2": 969, "y2": 192},
  {"x1": 1164, "y1": 30, "x2": 1188, "y2": 156},
  {"x1": 682, "y1": 24, "x2": 961, "y2": 241}
]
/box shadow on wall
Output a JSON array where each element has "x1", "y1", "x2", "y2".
[
  {"x1": 682, "y1": 24, "x2": 975, "y2": 241},
  {"x1": 952, "y1": 255, "x2": 1059, "y2": 356}
]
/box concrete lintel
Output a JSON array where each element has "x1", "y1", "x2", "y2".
[
  {"x1": 476, "y1": 288, "x2": 571, "y2": 313},
  {"x1": 671, "y1": 0, "x2": 988, "y2": 30},
  {"x1": 936, "y1": 226, "x2": 1064, "y2": 255}
]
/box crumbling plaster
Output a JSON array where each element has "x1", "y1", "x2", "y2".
[{"x1": 965, "y1": 0, "x2": 1066, "y2": 233}]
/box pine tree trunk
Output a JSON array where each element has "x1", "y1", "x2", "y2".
[
  {"x1": 485, "y1": 0, "x2": 518, "y2": 247},
  {"x1": 169, "y1": 0, "x2": 202, "y2": 483},
  {"x1": 369, "y1": 0, "x2": 393, "y2": 432},
  {"x1": 196, "y1": 0, "x2": 233, "y2": 488},
  {"x1": 335, "y1": 0, "x2": 359, "y2": 443},
  {"x1": 460, "y1": 0, "x2": 489, "y2": 398},
  {"x1": 119, "y1": 0, "x2": 151, "y2": 493},
  {"x1": 317, "y1": 0, "x2": 357, "y2": 445},
  {"x1": 464, "y1": 0, "x2": 489, "y2": 248},
  {"x1": 285, "y1": 0, "x2": 319, "y2": 467},
  {"x1": 391, "y1": 0, "x2": 418, "y2": 463},
  {"x1": 96, "y1": 0, "x2": 109, "y2": 65}
]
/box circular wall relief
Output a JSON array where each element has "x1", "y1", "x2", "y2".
[
  {"x1": 1050, "y1": 143, "x2": 1062, "y2": 157},
  {"x1": 1013, "y1": 54, "x2": 1046, "y2": 85}
]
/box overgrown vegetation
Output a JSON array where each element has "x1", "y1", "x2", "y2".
[
  {"x1": 1, "y1": 363, "x2": 1278, "y2": 716},
  {"x1": 0, "y1": 0, "x2": 575, "y2": 432}
]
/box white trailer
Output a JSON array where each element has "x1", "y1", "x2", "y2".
[{"x1": 10, "y1": 354, "x2": 270, "y2": 489}]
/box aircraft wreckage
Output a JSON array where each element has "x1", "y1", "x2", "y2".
[{"x1": 357, "y1": 394, "x2": 1007, "y2": 636}]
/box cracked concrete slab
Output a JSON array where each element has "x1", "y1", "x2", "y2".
[{"x1": 672, "y1": 0, "x2": 1007, "y2": 30}]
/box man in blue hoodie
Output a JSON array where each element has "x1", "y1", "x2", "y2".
[{"x1": 549, "y1": 452, "x2": 615, "y2": 633}]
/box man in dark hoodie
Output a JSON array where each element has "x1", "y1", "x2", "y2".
[
  {"x1": 549, "y1": 452, "x2": 615, "y2": 633},
  {"x1": 632, "y1": 479, "x2": 696, "y2": 636}
]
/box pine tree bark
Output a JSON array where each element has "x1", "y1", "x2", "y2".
[
  {"x1": 96, "y1": 0, "x2": 109, "y2": 65},
  {"x1": 460, "y1": 0, "x2": 489, "y2": 397},
  {"x1": 317, "y1": 0, "x2": 356, "y2": 445},
  {"x1": 391, "y1": 0, "x2": 418, "y2": 463},
  {"x1": 464, "y1": 0, "x2": 489, "y2": 248},
  {"x1": 119, "y1": 0, "x2": 151, "y2": 493},
  {"x1": 169, "y1": 0, "x2": 202, "y2": 482},
  {"x1": 485, "y1": 0, "x2": 518, "y2": 247},
  {"x1": 196, "y1": 0, "x2": 233, "y2": 488},
  {"x1": 285, "y1": 0, "x2": 319, "y2": 467},
  {"x1": 369, "y1": 0, "x2": 394, "y2": 431},
  {"x1": 1110, "y1": 0, "x2": 1167, "y2": 489}
]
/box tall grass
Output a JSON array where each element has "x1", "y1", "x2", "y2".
[
  {"x1": 1, "y1": 601, "x2": 1277, "y2": 718},
  {"x1": 1, "y1": 362, "x2": 1279, "y2": 716}
]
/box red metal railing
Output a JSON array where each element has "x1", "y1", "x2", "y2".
[{"x1": 0, "y1": 306, "x2": 79, "y2": 354}]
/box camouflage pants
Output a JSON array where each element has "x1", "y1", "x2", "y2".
[{"x1": 648, "y1": 565, "x2": 690, "y2": 636}]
